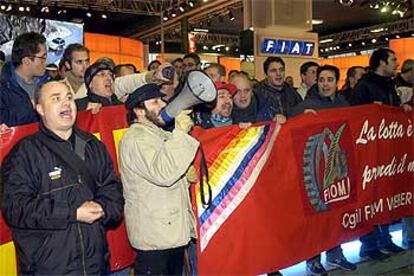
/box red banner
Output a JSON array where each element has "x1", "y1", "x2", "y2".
[
  {"x1": 192, "y1": 104, "x2": 414, "y2": 274},
  {"x1": 1, "y1": 104, "x2": 413, "y2": 274}
]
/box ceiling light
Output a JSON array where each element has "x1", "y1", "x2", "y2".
[
  {"x1": 319, "y1": 38, "x2": 333, "y2": 44},
  {"x1": 0, "y1": 5, "x2": 6, "y2": 10},
  {"x1": 188, "y1": 1, "x2": 195, "y2": 8},
  {"x1": 348, "y1": 43, "x2": 352, "y2": 47},
  {"x1": 6, "y1": 4, "x2": 12, "y2": 11},
  {"x1": 320, "y1": 48, "x2": 324, "y2": 52},
  {"x1": 101, "y1": 13, "x2": 107, "y2": 19},
  {"x1": 396, "y1": 34, "x2": 400, "y2": 38},
  {"x1": 203, "y1": 45, "x2": 209, "y2": 50},
  {"x1": 311, "y1": 19, "x2": 323, "y2": 25},
  {"x1": 19, "y1": 6, "x2": 25, "y2": 12},
  {"x1": 361, "y1": 41, "x2": 366, "y2": 45},
  {"x1": 86, "y1": 12, "x2": 92, "y2": 17},
  {"x1": 203, "y1": 0, "x2": 209, "y2": 2},
  {"x1": 163, "y1": 13, "x2": 168, "y2": 21},
  {"x1": 370, "y1": 27, "x2": 385, "y2": 33},
  {"x1": 371, "y1": 38, "x2": 377, "y2": 43},
  {"x1": 171, "y1": 11, "x2": 176, "y2": 17},
  {"x1": 380, "y1": 6, "x2": 389, "y2": 13},
  {"x1": 193, "y1": 28, "x2": 209, "y2": 33},
  {"x1": 179, "y1": 4, "x2": 185, "y2": 12},
  {"x1": 225, "y1": 46, "x2": 230, "y2": 51},
  {"x1": 26, "y1": 6, "x2": 30, "y2": 12},
  {"x1": 41, "y1": 6, "x2": 49, "y2": 13},
  {"x1": 57, "y1": 9, "x2": 67, "y2": 15},
  {"x1": 339, "y1": 0, "x2": 354, "y2": 7},
  {"x1": 385, "y1": 37, "x2": 389, "y2": 41},
  {"x1": 212, "y1": 44, "x2": 225, "y2": 50}
]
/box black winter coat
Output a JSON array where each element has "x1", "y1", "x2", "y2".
[
  {"x1": 254, "y1": 80, "x2": 302, "y2": 118},
  {"x1": 350, "y1": 72, "x2": 401, "y2": 107},
  {"x1": 1, "y1": 124, "x2": 124, "y2": 275},
  {"x1": 291, "y1": 85, "x2": 349, "y2": 116}
]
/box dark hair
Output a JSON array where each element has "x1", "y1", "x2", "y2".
[
  {"x1": 317, "y1": 65, "x2": 340, "y2": 81},
  {"x1": 369, "y1": 48, "x2": 395, "y2": 71},
  {"x1": 12, "y1": 32, "x2": 46, "y2": 67},
  {"x1": 147, "y1": 60, "x2": 161, "y2": 71},
  {"x1": 300, "y1": 61, "x2": 319, "y2": 75},
  {"x1": 183, "y1": 53, "x2": 201, "y2": 65},
  {"x1": 127, "y1": 101, "x2": 145, "y2": 125},
  {"x1": 172, "y1": 58, "x2": 183, "y2": 65},
  {"x1": 343, "y1": 66, "x2": 365, "y2": 89},
  {"x1": 205, "y1": 63, "x2": 226, "y2": 77},
  {"x1": 62, "y1": 43, "x2": 89, "y2": 65},
  {"x1": 0, "y1": 50, "x2": 5, "y2": 62},
  {"x1": 263, "y1": 57, "x2": 285, "y2": 75},
  {"x1": 114, "y1": 63, "x2": 137, "y2": 77}
]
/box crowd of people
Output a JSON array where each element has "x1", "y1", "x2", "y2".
[{"x1": 0, "y1": 32, "x2": 413, "y2": 276}]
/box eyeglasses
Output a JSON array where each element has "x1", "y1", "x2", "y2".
[{"x1": 29, "y1": 55, "x2": 47, "y2": 61}]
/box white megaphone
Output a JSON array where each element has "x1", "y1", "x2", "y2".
[{"x1": 160, "y1": 70, "x2": 217, "y2": 123}]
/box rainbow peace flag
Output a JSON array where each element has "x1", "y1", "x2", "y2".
[{"x1": 196, "y1": 124, "x2": 280, "y2": 252}]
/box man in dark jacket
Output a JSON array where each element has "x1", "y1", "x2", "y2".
[
  {"x1": 76, "y1": 61, "x2": 123, "y2": 111},
  {"x1": 350, "y1": 48, "x2": 411, "y2": 113},
  {"x1": 254, "y1": 57, "x2": 302, "y2": 122},
  {"x1": 0, "y1": 32, "x2": 48, "y2": 127},
  {"x1": 230, "y1": 73, "x2": 276, "y2": 123},
  {"x1": 292, "y1": 65, "x2": 356, "y2": 276},
  {"x1": 2, "y1": 81, "x2": 124, "y2": 275},
  {"x1": 350, "y1": 48, "x2": 409, "y2": 261}
]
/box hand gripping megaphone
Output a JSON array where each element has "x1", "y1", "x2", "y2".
[{"x1": 160, "y1": 70, "x2": 217, "y2": 123}]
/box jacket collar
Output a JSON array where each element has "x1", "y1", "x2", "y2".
[{"x1": 39, "y1": 121, "x2": 91, "y2": 143}]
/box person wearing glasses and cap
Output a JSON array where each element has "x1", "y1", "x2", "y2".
[
  {"x1": 119, "y1": 83, "x2": 199, "y2": 275},
  {"x1": 0, "y1": 32, "x2": 48, "y2": 127}
]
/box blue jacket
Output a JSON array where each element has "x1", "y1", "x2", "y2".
[{"x1": 0, "y1": 62, "x2": 41, "y2": 126}]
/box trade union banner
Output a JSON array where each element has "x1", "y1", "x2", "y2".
[{"x1": 1, "y1": 104, "x2": 413, "y2": 275}]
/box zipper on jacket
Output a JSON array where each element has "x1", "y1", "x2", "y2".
[
  {"x1": 77, "y1": 223, "x2": 88, "y2": 276},
  {"x1": 40, "y1": 182, "x2": 79, "y2": 195}
]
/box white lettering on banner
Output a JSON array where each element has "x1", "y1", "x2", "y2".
[
  {"x1": 364, "y1": 199, "x2": 383, "y2": 220},
  {"x1": 342, "y1": 192, "x2": 413, "y2": 230},
  {"x1": 362, "y1": 154, "x2": 412, "y2": 190},
  {"x1": 342, "y1": 208, "x2": 362, "y2": 229},
  {"x1": 407, "y1": 120, "x2": 413, "y2": 137},
  {"x1": 356, "y1": 119, "x2": 413, "y2": 145},
  {"x1": 323, "y1": 177, "x2": 350, "y2": 203},
  {"x1": 386, "y1": 192, "x2": 412, "y2": 211}
]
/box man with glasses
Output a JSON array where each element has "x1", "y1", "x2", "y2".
[{"x1": 0, "y1": 32, "x2": 48, "y2": 126}]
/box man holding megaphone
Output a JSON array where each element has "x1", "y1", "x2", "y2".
[{"x1": 119, "y1": 83, "x2": 202, "y2": 275}]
